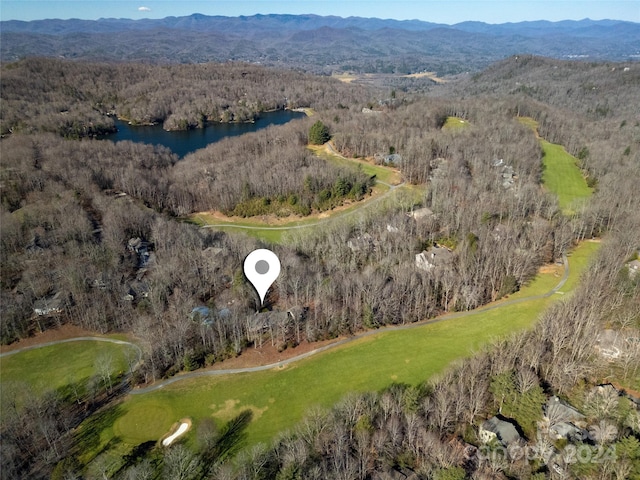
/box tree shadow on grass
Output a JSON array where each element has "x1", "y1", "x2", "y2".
[
  {"x1": 202, "y1": 409, "x2": 253, "y2": 465},
  {"x1": 111, "y1": 440, "x2": 158, "y2": 477},
  {"x1": 71, "y1": 403, "x2": 125, "y2": 465}
]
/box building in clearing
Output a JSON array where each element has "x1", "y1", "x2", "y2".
[
  {"x1": 544, "y1": 396, "x2": 587, "y2": 426},
  {"x1": 479, "y1": 416, "x2": 522, "y2": 446},
  {"x1": 415, "y1": 245, "x2": 453, "y2": 271}
]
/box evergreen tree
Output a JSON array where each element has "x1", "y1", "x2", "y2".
[{"x1": 308, "y1": 120, "x2": 330, "y2": 145}]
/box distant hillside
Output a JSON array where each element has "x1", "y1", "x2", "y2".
[{"x1": 2, "y1": 14, "x2": 639, "y2": 73}]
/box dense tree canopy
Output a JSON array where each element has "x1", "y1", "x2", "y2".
[
  {"x1": 1, "y1": 56, "x2": 639, "y2": 480},
  {"x1": 308, "y1": 120, "x2": 331, "y2": 145}
]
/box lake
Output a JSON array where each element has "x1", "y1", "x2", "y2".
[{"x1": 100, "y1": 110, "x2": 306, "y2": 157}]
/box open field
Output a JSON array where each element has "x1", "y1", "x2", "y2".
[
  {"x1": 403, "y1": 72, "x2": 447, "y2": 83},
  {"x1": 81, "y1": 241, "x2": 599, "y2": 464},
  {"x1": 517, "y1": 116, "x2": 593, "y2": 214},
  {"x1": 0, "y1": 339, "x2": 136, "y2": 410},
  {"x1": 442, "y1": 116, "x2": 470, "y2": 130},
  {"x1": 540, "y1": 139, "x2": 593, "y2": 213},
  {"x1": 309, "y1": 143, "x2": 402, "y2": 185},
  {"x1": 332, "y1": 72, "x2": 448, "y2": 86}
]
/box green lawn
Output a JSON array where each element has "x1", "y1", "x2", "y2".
[
  {"x1": 192, "y1": 183, "x2": 421, "y2": 245},
  {"x1": 540, "y1": 140, "x2": 593, "y2": 214},
  {"x1": 443, "y1": 117, "x2": 471, "y2": 130},
  {"x1": 517, "y1": 117, "x2": 593, "y2": 214},
  {"x1": 308, "y1": 144, "x2": 401, "y2": 185},
  {"x1": 0, "y1": 340, "x2": 135, "y2": 408},
  {"x1": 84, "y1": 241, "x2": 599, "y2": 464}
]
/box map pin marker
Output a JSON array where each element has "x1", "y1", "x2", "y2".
[{"x1": 244, "y1": 249, "x2": 281, "y2": 306}]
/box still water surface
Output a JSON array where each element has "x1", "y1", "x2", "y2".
[{"x1": 101, "y1": 110, "x2": 305, "y2": 157}]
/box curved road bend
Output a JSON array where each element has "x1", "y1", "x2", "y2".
[
  {"x1": 200, "y1": 182, "x2": 404, "y2": 233},
  {"x1": 131, "y1": 253, "x2": 568, "y2": 394},
  {"x1": 200, "y1": 143, "x2": 401, "y2": 232}
]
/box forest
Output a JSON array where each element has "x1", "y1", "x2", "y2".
[
  {"x1": 2, "y1": 15, "x2": 638, "y2": 73},
  {"x1": 1, "y1": 55, "x2": 639, "y2": 479}
]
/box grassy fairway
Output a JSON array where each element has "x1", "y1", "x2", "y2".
[
  {"x1": 0, "y1": 340, "x2": 135, "y2": 409},
  {"x1": 192, "y1": 184, "x2": 421, "y2": 245},
  {"x1": 90, "y1": 241, "x2": 599, "y2": 460},
  {"x1": 517, "y1": 117, "x2": 593, "y2": 214},
  {"x1": 443, "y1": 117, "x2": 470, "y2": 130},
  {"x1": 307, "y1": 144, "x2": 402, "y2": 185},
  {"x1": 540, "y1": 140, "x2": 593, "y2": 214},
  {"x1": 187, "y1": 143, "x2": 403, "y2": 244}
]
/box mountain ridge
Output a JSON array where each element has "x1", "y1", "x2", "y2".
[
  {"x1": 2, "y1": 14, "x2": 634, "y2": 35},
  {"x1": 2, "y1": 14, "x2": 638, "y2": 73}
]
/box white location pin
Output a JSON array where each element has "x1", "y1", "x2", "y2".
[{"x1": 244, "y1": 249, "x2": 281, "y2": 306}]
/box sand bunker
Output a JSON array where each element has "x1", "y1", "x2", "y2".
[{"x1": 161, "y1": 419, "x2": 191, "y2": 446}]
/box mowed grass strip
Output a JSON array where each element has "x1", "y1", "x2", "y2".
[
  {"x1": 191, "y1": 184, "x2": 419, "y2": 245},
  {"x1": 105, "y1": 241, "x2": 599, "y2": 452},
  {"x1": 540, "y1": 139, "x2": 593, "y2": 214},
  {"x1": 442, "y1": 116, "x2": 471, "y2": 130},
  {"x1": 0, "y1": 340, "x2": 134, "y2": 409},
  {"x1": 517, "y1": 116, "x2": 593, "y2": 214},
  {"x1": 308, "y1": 144, "x2": 402, "y2": 185}
]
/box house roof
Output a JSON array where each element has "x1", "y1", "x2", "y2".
[
  {"x1": 545, "y1": 396, "x2": 586, "y2": 423},
  {"x1": 191, "y1": 306, "x2": 212, "y2": 321},
  {"x1": 347, "y1": 233, "x2": 376, "y2": 252},
  {"x1": 416, "y1": 245, "x2": 453, "y2": 268},
  {"x1": 409, "y1": 207, "x2": 435, "y2": 220},
  {"x1": 383, "y1": 153, "x2": 403, "y2": 164},
  {"x1": 247, "y1": 310, "x2": 291, "y2": 331},
  {"x1": 550, "y1": 422, "x2": 583, "y2": 439},
  {"x1": 33, "y1": 292, "x2": 64, "y2": 314},
  {"x1": 482, "y1": 416, "x2": 521, "y2": 445}
]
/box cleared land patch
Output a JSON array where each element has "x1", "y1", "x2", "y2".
[
  {"x1": 95, "y1": 241, "x2": 599, "y2": 455},
  {"x1": 0, "y1": 339, "x2": 134, "y2": 406},
  {"x1": 517, "y1": 117, "x2": 593, "y2": 214},
  {"x1": 309, "y1": 143, "x2": 402, "y2": 185},
  {"x1": 403, "y1": 72, "x2": 447, "y2": 83},
  {"x1": 540, "y1": 139, "x2": 593, "y2": 214},
  {"x1": 442, "y1": 116, "x2": 470, "y2": 130}
]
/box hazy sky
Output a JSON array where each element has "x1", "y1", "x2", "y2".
[{"x1": 2, "y1": 0, "x2": 639, "y2": 23}]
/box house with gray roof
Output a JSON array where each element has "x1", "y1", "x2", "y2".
[
  {"x1": 347, "y1": 233, "x2": 378, "y2": 253},
  {"x1": 33, "y1": 292, "x2": 64, "y2": 316},
  {"x1": 549, "y1": 422, "x2": 587, "y2": 441},
  {"x1": 408, "y1": 207, "x2": 435, "y2": 222},
  {"x1": 479, "y1": 416, "x2": 522, "y2": 446},
  {"x1": 415, "y1": 245, "x2": 453, "y2": 271},
  {"x1": 544, "y1": 396, "x2": 587, "y2": 427},
  {"x1": 246, "y1": 308, "x2": 305, "y2": 348}
]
